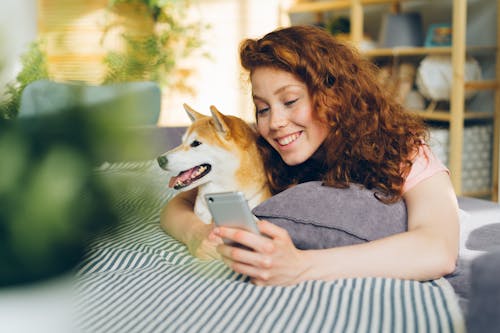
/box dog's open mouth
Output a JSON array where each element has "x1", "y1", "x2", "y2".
[{"x1": 168, "y1": 163, "x2": 212, "y2": 190}]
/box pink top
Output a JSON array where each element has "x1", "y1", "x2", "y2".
[{"x1": 402, "y1": 145, "x2": 448, "y2": 194}]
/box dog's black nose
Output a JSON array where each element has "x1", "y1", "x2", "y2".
[{"x1": 157, "y1": 155, "x2": 168, "y2": 169}]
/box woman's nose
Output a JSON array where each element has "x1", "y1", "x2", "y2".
[{"x1": 269, "y1": 109, "x2": 288, "y2": 130}]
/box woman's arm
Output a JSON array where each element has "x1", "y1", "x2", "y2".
[
  {"x1": 300, "y1": 172, "x2": 459, "y2": 281},
  {"x1": 214, "y1": 172, "x2": 459, "y2": 285},
  {"x1": 161, "y1": 189, "x2": 222, "y2": 260}
]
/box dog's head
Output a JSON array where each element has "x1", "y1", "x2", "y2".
[{"x1": 157, "y1": 104, "x2": 256, "y2": 192}]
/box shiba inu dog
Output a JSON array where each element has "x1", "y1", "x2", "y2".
[{"x1": 157, "y1": 104, "x2": 271, "y2": 224}]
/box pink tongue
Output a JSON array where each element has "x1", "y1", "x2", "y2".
[{"x1": 168, "y1": 168, "x2": 196, "y2": 188}]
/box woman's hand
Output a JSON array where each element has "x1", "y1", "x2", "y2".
[
  {"x1": 160, "y1": 188, "x2": 223, "y2": 261},
  {"x1": 213, "y1": 220, "x2": 308, "y2": 286},
  {"x1": 187, "y1": 223, "x2": 223, "y2": 260}
]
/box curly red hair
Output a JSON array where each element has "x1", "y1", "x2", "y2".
[{"x1": 240, "y1": 25, "x2": 428, "y2": 202}]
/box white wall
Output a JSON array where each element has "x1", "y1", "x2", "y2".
[
  {"x1": 159, "y1": 0, "x2": 282, "y2": 126},
  {"x1": 0, "y1": 0, "x2": 37, "y2": 96}
]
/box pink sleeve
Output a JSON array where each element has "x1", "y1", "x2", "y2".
[{"x1": 402, "y1": 145, "x2": 449, "y2": 194}]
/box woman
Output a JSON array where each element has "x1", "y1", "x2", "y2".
[{"x1": 160, "y1": 25, "x2": 459, "y2": 286}]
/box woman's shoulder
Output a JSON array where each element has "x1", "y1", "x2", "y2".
[{"x1": 402, "y1": 145, "x2": 449, "y2": 194}]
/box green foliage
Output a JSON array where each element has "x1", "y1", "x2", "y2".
[
  {"x1": 0, "y1": 41, "x2": 48, "y2": 120},
  {"x1": 109, "y1": 0, "x2": 167, "y2": 21},
  {"x1": 0, "y1": 110, "x2": 114, "y2": 286},
  {"x1": 103, "y1": 0, "x2": 207, "y2": 90},
  {"x1": 327, "y1": 16, "x2": 351, "y2": 35},
  {"x1": 0, "y1": 96, "x2": 156, "y2": 287}
]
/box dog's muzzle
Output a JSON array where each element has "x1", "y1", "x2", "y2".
[{"x1": 157, "y1": 155, "x2": 168, "y2": 170}]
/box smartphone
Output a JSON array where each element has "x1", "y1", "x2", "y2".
[{"x1": 204, "y1": 191, "x2": 260, "y2": 247}]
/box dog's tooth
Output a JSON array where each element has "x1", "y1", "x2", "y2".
[{"x1": 192, "y1": 166, "x2": 205, "y2": 178}]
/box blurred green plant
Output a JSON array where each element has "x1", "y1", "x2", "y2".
[
  {"x1": 103, "y1": 0, "x2": 208, "y2": 94},
  {"x1": 0, "y1": 91, "x2": 156, "y2": 287},
  {"x1": 0, "y1": 41, "x2": 48, "y2": 120},
  {"x1": 327, "y1": 16, "x2": 350, "y2": 35}
]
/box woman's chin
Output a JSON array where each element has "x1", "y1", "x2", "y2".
[{"x1": 280, "y1": 153, "x2": 308, "y2": 166}]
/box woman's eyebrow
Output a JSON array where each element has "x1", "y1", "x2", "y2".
[
  {"x1": 252, "y1": 94, "x2": 265, "y2": 101},
  {"x1": 253, "y1": 84, "x2": 302, "y2": 101}
]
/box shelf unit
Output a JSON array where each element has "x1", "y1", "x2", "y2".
[{"x1": 280, "y1": 0, "x2": 500, "y2": 200}]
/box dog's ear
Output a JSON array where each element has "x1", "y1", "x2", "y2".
[
  {"x1": 183, "y1": 103, "x2": 204, "y2": 123},
  {"x1": 209, "y1": 105, "x2": 230, "y2": 137}
]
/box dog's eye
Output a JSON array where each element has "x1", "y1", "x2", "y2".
[{"x1": 190, "y1": 140, "x2": 202, "y2": 147}]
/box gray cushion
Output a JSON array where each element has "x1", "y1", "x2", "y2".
[
  {"x1": 466, "y1": 249, "x2": 500, "y2": 332},
  {"x1": 19, "y1": 79, "x2": 161, "y2": 125},
  {"x1": 252, "y1": 181, "x2": 407, "y2": 250},
  {"x1": 466, "y1": 223, "x2": 500, "y2": 251}
]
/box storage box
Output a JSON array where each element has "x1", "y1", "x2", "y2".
[{"x1": 429, "y1": 125, "x2": 493, "y2": 193}]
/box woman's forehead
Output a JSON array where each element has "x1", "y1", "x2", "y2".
[{"x1": 251, "y1": 68, "x2": 306, "y2": 96}]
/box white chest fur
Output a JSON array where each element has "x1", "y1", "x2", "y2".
[{"x1": 195, "y1": 183, "x2": 231, "y2": 224}]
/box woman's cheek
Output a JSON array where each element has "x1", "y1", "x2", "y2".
[{"x1": 256, "y1": 120, "x2": 268, "y2": 137}]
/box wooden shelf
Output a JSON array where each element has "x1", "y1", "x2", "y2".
[
  {"x1": 287, "y1": 0, "x2": 351, "y2": 13},
  {"x1": 411, "y1": 110, "x2": 494, "y2": 122},
  {"x1": 363, "y1": 46, "x2": 451, "y2": 57},
  {"x1": 363, "y1": 45, "x2": 497, "y2": 58},
  {"x1": 465, "y1": 80, "x2": 498, "y2": 91},
  {"x1": 286, "y1": 0, "x2": 408, "y2": 14}
]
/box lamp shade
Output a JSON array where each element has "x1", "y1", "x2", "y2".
[{"x1": 378, "y1": 12, "x2": 424, "y2": 48}]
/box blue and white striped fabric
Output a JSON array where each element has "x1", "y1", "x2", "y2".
[{"x1": 76, "y1": 162, "x2": 465, "y2": 333}]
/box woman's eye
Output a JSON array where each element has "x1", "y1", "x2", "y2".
[
  {"x1": 256, "y1": 107, "x2": 270, "y2": 115},
  {"x1": 190, "y1": 140, "x2": 202, "y2": 147},
  {"x1": 284, "y1": 98, "x2": 298, "y2": 106}
]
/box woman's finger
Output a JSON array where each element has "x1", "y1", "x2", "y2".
[
  {"x1": 214, "y1": 227, "x2": 273, "y2": 253},
  {"x1": 208, "y1": 230, "x2": 223, "y2": 242},
  {"x1": 221, "y1": 255, "x2": 271, "y2": 282},
  {"x1": 257, "y1": 220, "x2": 290, "y2": 240},
  {"x1": 217, "y1": 243, "x2": 272, "y2": 268}
]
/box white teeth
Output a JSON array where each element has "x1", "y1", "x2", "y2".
[
  {"x1": 190, "y1": 165, "x2": 207, "y2": 179},
  {"x1": 278, "y1": 133, "x2": 300, "y2": 145}
]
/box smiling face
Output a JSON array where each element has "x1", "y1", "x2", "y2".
[{"x1": 252, "y1": 67, "x2": 329, "y2": 166}]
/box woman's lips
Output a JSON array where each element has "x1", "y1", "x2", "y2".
[{"x1": 275, "y1": 131, "x2": 302, "y2": 146}]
